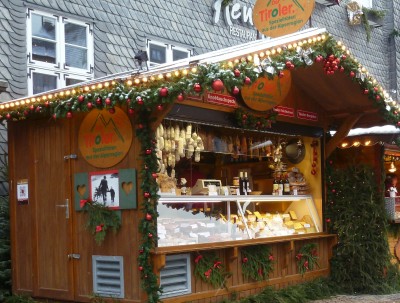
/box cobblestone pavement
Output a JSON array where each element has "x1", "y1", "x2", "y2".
[{"x1": 313, "y1": 293, "x2": 400, "y2": 303}]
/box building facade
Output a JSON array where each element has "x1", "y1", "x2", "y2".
[{"x1": 0, "y1": 0, "x2": 398, "y2": 102}]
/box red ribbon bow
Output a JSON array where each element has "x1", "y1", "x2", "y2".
[{"x1": 194, "y1": 255, "x2": 203, "y2": 264}]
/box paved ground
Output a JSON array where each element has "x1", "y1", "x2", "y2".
[{"x1": 314, "y1": 293, "x2": 400, "y2": 302}]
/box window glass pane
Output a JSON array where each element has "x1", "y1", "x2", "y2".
[
  {"x1": 32, "y1": 38, "x2": 56, "y2": 63},
  {"x1": 66, "y1": 78, "x2": 84, "y2": 86},
  {"x1": 65, "y1": 45, "x2": 87, "y2": 69},
  {"x1": 173, "y1": 49, "x2": 189, "y2": 61},
  {"x1": 32, "y1": 73, "x2": 57, "y2": 94},
  {"x1": 65, "y1": 23, "x2": 87, "y2": 47},
  {"x1": 149, "y1": 44, "x2": 166, "y2": 64},
  {"x1": 358, "y1": 0, "x2": 372, "y2": 8},
  {"x1": 32, "y1": 14, "x2": 56, "y2": 40}
]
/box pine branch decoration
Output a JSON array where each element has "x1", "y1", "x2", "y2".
[{"x1": 241, "y1": 245, "x2": 274, "y2": 281}]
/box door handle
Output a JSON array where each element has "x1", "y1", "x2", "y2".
[
  {"x1": 68, "y1": 253, "x2": 81, "y2": 260},
  {"x1": 56, "y1": 199, "x2": 69, "y2": 219}
]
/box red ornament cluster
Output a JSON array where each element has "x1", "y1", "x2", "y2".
[
  {"x1": 311, "y1": 140, "x2": 318, "y2": 175},
  {"x1": 320, "y1": 54, "x2": 343, "y2": 76}
]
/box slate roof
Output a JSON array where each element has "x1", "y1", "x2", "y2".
[{"x1": 0, "y1": 0, "x2": 396, "y2": 101}]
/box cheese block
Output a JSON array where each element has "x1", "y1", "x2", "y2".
[
  {"x1": 246, "y1": 210, "x2": 253, "y2": 215},
  {"x1": 294, "y1": 222, "x2": 303, "y2": 230},
  {"x1": 285, "y1": 221, "x2": 294, "y2": 228},
  {"x1": 247, "y1": 215, "x2": 257, "y2": 222},
  {"x1": 289, "y1": 211, "x2": 298, "y2": 220},
  {"x1": 254, "y1": 211, "x2": 262, "y2": 220}
]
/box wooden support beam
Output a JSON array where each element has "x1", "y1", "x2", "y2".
[{"x1": 325, "y1": 113, "x2": 364, "y2": 158}]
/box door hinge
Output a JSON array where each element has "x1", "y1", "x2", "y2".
[{"x1": 64, "y1": 154, "x2": 77, "y2": 160}]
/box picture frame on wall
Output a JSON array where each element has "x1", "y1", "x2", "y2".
[{"x1": 89, "y1": 170, "x2": 120, "y2": 209}]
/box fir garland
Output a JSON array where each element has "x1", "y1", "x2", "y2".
[
  {"x1": 295, "y1": 243, "x2": 319, "y2": 276},
  {"x1": 193, "y1": 252, "x2": 231, "y2": 288},
  {"x1": 241, "y1": 245, "x2": 274, "y2": 281},
  {"x1": 81, "y1": 200, "x2": 121, "y2": 245},
  {"x1": 232, "y1": 108, "x2": 277, "y2": 130}
]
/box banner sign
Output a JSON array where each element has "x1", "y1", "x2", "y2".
[
  {"x1": 297, "y1": 109, "x2": 318, "y2": 121},
  {"x1": 206, "y1": 92, "x2": 238, "y2": 108},
  {"x1": 275, "y1": 105, "x2": 295, "y2": 117}
]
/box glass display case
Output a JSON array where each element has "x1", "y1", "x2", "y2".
[{"x1": 157, "y1": 195, "x2": 322, "y2": 247}]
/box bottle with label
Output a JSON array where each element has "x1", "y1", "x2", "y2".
[
  {"x1": 272, "y1": 175, "x2": 279, "y2": 195},
  {"x1": 239, "y1": 172, "x2": 245, "y2": 195},
  {"x1": 244, "y1": 172, "x2": 251, "y2": 194},
  {"x1": 283, "y1": 174, "x2": 291, "y2": 195},
  {"x1": 278, "y1": 176, "x2": 284, "y2": 195}
]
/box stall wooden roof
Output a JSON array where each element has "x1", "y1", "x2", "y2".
[{"x1": 0, "y1": 28, "x2": 397, "y2": 136}]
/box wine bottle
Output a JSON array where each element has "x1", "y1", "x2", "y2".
[
  {"x1": 239, "y1": 172, "x2": 245, "y2": 195},
  {"x1": 278, "y1": 176, "x2": 284, "y2": 195},
  {"x1": 272, "y1": 175, "x2": 279, "y2": 195},
  {"x1": 283, "y1": 174, "x2": 290, "y2": 195},
  {"x1": 244, "y1": 172, "x2": 251, "y2": 194}
]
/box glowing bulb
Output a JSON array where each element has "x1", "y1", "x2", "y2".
[
  {"x1": 288, "y1": 44, "x2": 293, "y2": 49},
  {"x1": 308, "y1": 38, "x2": 312, "y2": 44},
  {"x1": 337, "y1": 41, "x2": 342, "y2": 46},
  {"x1": 228, "y1": 61, "x2": 234, "y2": 67},
  {"x1": 312, "y1": 37, "x2": 317, "y2": 42},
  {"x1": 271, "y1": 49, "x2": 276, "y2": 55},
  {"x1": 234, "y1": 59, "x2": 240, "y2": 63},
  {"x1": 321, "y1": 34, "x2": 326, "y2": 40},
  {"x1": 341, "y1": 142, "x2": 349, "y2": 148},
  {"x1": 277, "y1": 47, "x2": 282, "y2": 53},
  {"x1": 317, "y1": 36, "x2": 321, "y2": 41},
  {"x1": 104, "y1": 82, "x2": 110, "y2": 87},
  {"x1": 9, "y1": 103, "x2": 14, "y2": 107},
  {"x1": 21, "y1": 100, "x2": 25, "y2": 105},
  {"x1": 182, "y1": 69, "x2": 188, "y2": 75},
  {"x1": 247, "y1": 55, "x2": 253, "y2": 61},
  {"x1": 142, "y1": 77, "x2": 148, "y2": 82},
  {"x1": 127, "y1": 80, "x2": 133, "y2": 86},
  {"x1": 15, "y1": 101, "x2": 20, "y2": 106},
  {"x1": 191, "y1": 67, "x2": 197, "y2": 73},
  {"x1": 91, "y1": 85, "x2": 96, "y2": 90},
  {"x1": 389, "y1": 161, "x2": 397, "y2": 173},
  {"x1": 134, "y1": 78, "x2": 140, "y2": 84},
  {"x1": 341, "y1": 45, "x2": 346, "y2": 51},
  {"x1": 5, "y1": 104, "x2": 9, "y2": 108},
  {"x1": 158, "y1": 74, "x2": 164, "y2": 79},
  {"x1": 60, "y1": 91, "x2": 64, "y2": 97},
  {"x1": 353, "y1": 141, "x2": 361, "y2": 147},
  {"x1": 111, "y1": 81, "x2": 116, "y2": 85},
  {"x1": 259, "y1": 52, "x2": 265, "y2": 58},
  {"x1": 97, "y1": 84, "x2": 103, "y2": 89},
  {"x1": 66, "y1": 90, "x2": 71, "y2": 96},
  {"x1": 84, "y1": 86, "x2": 89, "y2": 92},
  {"x1": 298, "y1": 42, "x2": 303, "y2": 47},
  {"x1": 0, "y1": 105, "x2": 4, "y2": 109},
  {"x1": 166, "y1": 73, "x2": 172, "y2": 78},
  {"x1": 365, "y1": 140, "x2": 371, "y2": 146},
  {"x1": 266, "y1": 50, "x2": 271, "y2": 56}
]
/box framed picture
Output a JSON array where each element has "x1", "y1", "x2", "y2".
[{"x1": 89, "y1": 170, "x2": 120, "y2": 208}]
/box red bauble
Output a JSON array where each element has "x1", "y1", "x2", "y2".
[
  {"x1": 35, "y1": 106, "x2": 41, "y2": 113},
  {"x1": 127, "y1": 98, "x2": 131, "y2": 104},
  {"x1": 105, "y1": 98, "x2": 111, "y2": 106},
  {"x1": 44, "y1": 101, "x2": 50, "y2": 107},
  {"x1": 278, "y1": 71, "x2": 284, "y2": 78},
  {"x1": 242, "y1": 257, "x2": 248, "y2": 263},
  {"x1": 148, "y1": 233, "x2": 153, "y2": 238},
  {"x1": 96, "y1": 97, "x2": 102, "y2": 105},
  {"x1": 177, "y1": 93, "x2": 184, "y2": 102},
  {"x1": 212, "y1": 79, "x2": 224, "y2": 91},
  {"x1": 285, "y1": 61, "x2": 292, "y2": 68},
  {"x1": 139, "y1": 266, "x2": 144, "y2": 271},
  {"x1": 159, "y1": 87, "x2": 169, "y2": 97},
  {"x1": 311, "y1": 169, "x2": 316, "y2": 175},
  {"x1": 350, "y1": 71, "x2": 355, "y2": 78},
  {"x1": 5, "y1": 113, "x2": 11, "y2": 120},
  {"x1": 232, "y1": 86, "x2": 240, "y2": 95},
  {"x1": 157, "y1": 104, "x2": 163, "y2": 111},
  {"x1": 137, "y1": 97, "x2": 144, "y2": 105},
  {"x1": 244, "y1": 77, "x2": 251, "y2": 85},
  {"x1": 138, "y1": 123, "x2": 144, "y2": 129},
  {"x1": 376, "y1": 95, "x2": 381, "y2": 101},
  {"x1": 128, "y1": 108, "x2": 135, "y2": 115},
  {"x1": 242, "y1": 114, "x2": 247, "y2": 120},
  {"x1": 87, "y1": 102, "x2": 93, "y2": 109},
  {"x1": 145, "y1": 213, "x2": 152, "y2": 221},
  {"x1": 152, "y1": 173, "x2": 158, "y2": 179},
  {"x1": 374, "y1": 87, "x2": 379, "y2": 92},
  {"x1": 363, "y1": 89, "x2": 369, "y2": 95},
  {"x1": 315, "y1": 56, "x2": 322, "y2": 63},
  {"x1": 78, "y1": 95, "x2": 85, "y2": 103},
  {"x1": 331, "y1": 189, "x2": 336, "y2": 193},
  {"x1": 139, "y1": 248, "x2": 144, "y2": 254},
  {"x1": 234, "y1": 69, "x2": 241, "y2": 77},
  {"x1": 145, "y1": 149, "x2": 152, "y2": 155},
  {"x1": 312, "y1": 162, "x2": 317, "y2": 167},
  {"x1": 52, "y1": 114, "x2": 57, "y2": 120},
  {"x1": 30, "y1": 105, "x2": 35, "y2": 111},
  {"x1": 109, "y1": 108, "x2": 115, "y2": 114},
  {"x1": 193, "y1": 83, "x2": 202, "y2": 93},
  {"x1": 66, "y1": 112, "x2": 73, "y2": 119},
  {"x1": 269, "y1": 255, "x2": 274, "y2": 261},
  {"x1": 341, "y1": 55, "x2": 347, "y2": 60},
  {"x1": 328, "y1": 55, "x2": 335, "y2": 61},
  {"x1": 23, "y1": 110, "x2": 29, "y2": 117},
  {"x1": 144, "y1": 192, "x2": 151, "y2": 198},
  {"x1": 326, "y1": 218, "x2": 331, "y2": 223}
]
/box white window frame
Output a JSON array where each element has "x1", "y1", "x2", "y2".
[
  {"x1": 147, "y1": 40, "x2": 191, "y2": 68},
  {"x1": 357, "y1": 0, "x2": 372, "y2": 8},
  {"x1": 27, "y1": 9, "x2": 94, "y2": 95}
]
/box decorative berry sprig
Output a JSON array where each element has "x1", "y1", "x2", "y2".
[
  {"x1": 241, "y1": 245, "x2": 274, "y2": 281},
  {"x1": 296, "y1": 243, "x2": 319, "y2": 276},
  {"x1": 193, "y1": 252, "x2": 231, "y2": 288}
]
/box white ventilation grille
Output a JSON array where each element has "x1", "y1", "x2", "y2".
[
  {"x1": 160, "y1": 254, "x2": 191, "y2": 298},
  {"x1": 92, "y1": 255, "x2": 124, "y2": 299}
]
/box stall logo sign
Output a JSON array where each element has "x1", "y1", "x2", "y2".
[
  {"x1": 206, "y1": 92, "x2": 238, "y2": 108},
  {"x1": 213, "y1": 0, "x2": 257, "y2": 41},
  {"x1": 78, "y1": 108, "x2": 133, "y2": 168},
  {"x1": 275, "y1": 106, "x2": 295, "y2": 117},
  {"x1": 241, "y1": 73, "x2": 292, "y2": 112},
  {"x1": 253, "y1": 0, "x2": 315, "y2": 38}
]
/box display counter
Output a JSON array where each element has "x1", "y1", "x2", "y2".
[{"x1": 157, "y1": 195, "x2": 322, "y2": 248}]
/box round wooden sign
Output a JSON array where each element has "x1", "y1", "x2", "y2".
[
  {"x1": 253, "y1": 0, "x2": 315, "y2": 38},
  {"x1": 78, "y1": 108, "x2": 133, "y2": 168},
  {"x1": 241, "y1": 73, "x2": 292, "y2": 111}
]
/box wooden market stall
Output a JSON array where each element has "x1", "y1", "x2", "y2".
[{"x1": 5, "y1": 28, "x2": 397, "y2": 303}]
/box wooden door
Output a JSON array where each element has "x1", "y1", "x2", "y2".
[{"x1": 32, "y1": 119, "x2": 74, "y2": 300}]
